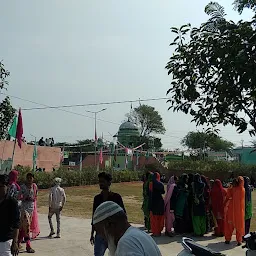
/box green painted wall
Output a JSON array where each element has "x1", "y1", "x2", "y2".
[{"x1": 233, "y1": 147, "x2": 256, "y2": 165}]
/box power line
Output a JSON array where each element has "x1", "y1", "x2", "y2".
[
  {"x1": 0, "y1": 93, "x2": 169, "y2": 110},
  {"x1": 0, "y1": 92, "x2": 119, "y2": 125}
]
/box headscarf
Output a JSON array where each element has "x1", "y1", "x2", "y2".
[
  {"x1": 8, "y1": 170, "x2": 20, "y2": 191},
  {"x1": 167, "y1": 176, "x2": 176, "y2": 191},
  {"x1": 238, "y1": 176, "x2": 244, "y2": 188},
  {"x1": 178, "y1": 173, "x2": 188, "y2": 189},
  {"x1": 210, "y1": 179, "x2": 226, "y2": 218},
  {"x1": 93, "y1": 201, "x2": 124, "y2": 225},
  {"x1": 201, "y1": 175, "x2": 210, "y2": 207},
  {"x1": 155, "y1": 172, "x2": 161, "y2": 182},
  {"x1": 193, "y1": 174, "x2": 205, "y2": 196},
  {"x1": 243, "y1": 176, "x2": 251, "y2": 203}
]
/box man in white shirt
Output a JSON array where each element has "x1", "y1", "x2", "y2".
[
  {"x1": 93, "y1": 201, "x2": 162, "y2": 256},
  {"x1": 48, "y1": 177, "x2": 66, "y2": 238}
]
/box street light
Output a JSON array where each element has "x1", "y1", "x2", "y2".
[{"x1": 85, "y1": 108, "x2": 107, "y2": 167}]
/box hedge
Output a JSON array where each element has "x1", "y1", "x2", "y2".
[
  {"x1": 166, "y1": 160, "x2": 256, "y2": 180},
  {"x1": 15, "y1": 166, "x2": 143, "y2": 189}
]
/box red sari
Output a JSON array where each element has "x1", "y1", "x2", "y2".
[{"x1": 210, "y1": 179, "x2": 226, "y2": 236}]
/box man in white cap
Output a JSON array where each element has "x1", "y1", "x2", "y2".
[
  {"x1": 93, "y1": 201, "x2": 162, "y2": 256},
  {"x1": 48, "y1": 177, "x2": 66, "y2": 238}
]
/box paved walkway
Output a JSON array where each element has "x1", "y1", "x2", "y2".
[{"x1": 24, "y1": 214, "x2": 245, "y2": 255}]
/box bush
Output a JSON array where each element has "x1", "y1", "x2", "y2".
[
  {"x1": 15, "y1": 166, "x2": 143, "y2": 189},
  {"x1": 166, "y1": 160, "x2": 256, "y2": 180}
]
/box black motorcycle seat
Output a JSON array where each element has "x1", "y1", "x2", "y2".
[{"x1": 185, "y1": 240, "x2": 225, "y2": 256}]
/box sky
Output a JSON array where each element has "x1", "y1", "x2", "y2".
[{"x1": 0, "y1": 0, "x2": 254, "y2": 149}]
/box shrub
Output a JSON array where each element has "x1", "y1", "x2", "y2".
[
  {"x1": 166, "y1": 160, "x2": 256, "y2": 180},
  {"x1": 15, "y1": 165, "x2": 143, "y2": 189}
]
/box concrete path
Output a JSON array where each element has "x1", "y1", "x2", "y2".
[{"x1": 23, "y1": 214, "x2": 245, "y2": 255}]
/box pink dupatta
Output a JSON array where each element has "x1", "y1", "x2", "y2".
[
  {"x1": 164, "y1": 176, "x2": 176, "y2": 232},
  {"x1": 30, "y1": 183, "x2": 40, "y2": 239}
]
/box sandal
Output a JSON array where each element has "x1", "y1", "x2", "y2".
[{"x1": 26, "y1": 247, "x2": 35, "y2": 253}]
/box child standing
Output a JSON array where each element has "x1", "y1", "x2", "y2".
[{"x1": 48, "y1": 178, "x2": 66, "y2": 238}]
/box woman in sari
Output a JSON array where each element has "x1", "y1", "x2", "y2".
[
  {"x1": 164, "y1": 176, "x2": 177, "y2": 236},
  {"x1": 244, "y1": 176, "x2": 252, "y2": 234},
  {"x1": 201, "y1": 175, "x2": 212, "y2": 233},
  {"x1": 19, "y1": 173, "x2": 39, "y2": 253},
  {"x1": 210, "y1": 179, "x2": 226, "y2": 236},
  {"x1": 224, "y1": 177, "x2": 245, "y2": 246},
  {"x1": 174, "y1": 173, "x2": 190, "y2": 234},
  {"x1": 142, "y1": 171, "x2": 152, "y2": 232},
  {"x1": 8, "y1": 170, "x2": 20, "y2": 199},
  {"x1": 192, "y1": 174, "x2": 206, "y2": 236},
  {"x1": 149, "y1": 172, "x2": 165, "y2": 236}
]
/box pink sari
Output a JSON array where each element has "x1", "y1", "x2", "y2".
[
  {"x1": 31, "y1": 184, "x2": 40, "y2": 239},
  {"x1": 164, "y1": 176, "x2": 176, "y2": 233}
]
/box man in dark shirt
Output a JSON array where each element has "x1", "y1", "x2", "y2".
[
  {"x1": 0, "y1": 174, "x2": 20, "y2": 256},
  {"x1": 90, "y1": 172, "x2": 125, "y2": 256}
]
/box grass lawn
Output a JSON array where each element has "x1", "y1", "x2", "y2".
[
  {"x1": 37, "y1": 182, "x2": 256, "y2": 230},
  {"x1": 37, "y1": 182, "x2": 144, "y2": 224}
]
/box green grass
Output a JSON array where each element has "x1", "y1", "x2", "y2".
[
  {"x1": 37, "y1": 183, "x2": 256, "y2": 230},
  {"x1": 37, "y1": 182, "x2": 144, "y2": 224}
]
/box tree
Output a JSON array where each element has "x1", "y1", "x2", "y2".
[
  {"x1": 233, "y1": 0, "x2": 256, "y2": 13},
  {"x1": 166, "y1": 2, "x2": 256, "y2": 137},
  {"x1": 55, "y1": 139, "x2": 96, "y2": 152},
  {"x1": 0, "y1": 61, "x2": 15, "y2": 140},
  {"x1": 127, "y1": 104, "x2": 166, "y2": 136},
  {"x1": 140, "y1": 136, "x2": 162, "y2": 151},
  {"x1": 181, "y1": 131, "x2": 234, "y2": 151}
]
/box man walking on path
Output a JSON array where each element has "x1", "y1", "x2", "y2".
[
  {"x1": 90, "y1": 172, "x2": 126, "y2": 256},
  {"x1": 48, "y1": 177, "x2": 66, "y2": 238},
  {"x1": 0, "y1": 174, "x2": 20, "y2": 256}
]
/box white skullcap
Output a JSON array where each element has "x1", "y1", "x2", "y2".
[
  {"x1": 54, "y1": 177, "x2": 62, "y2": 184},
  {"x1": 93, "y1": 201, "x2": 124, "y2": 225}
]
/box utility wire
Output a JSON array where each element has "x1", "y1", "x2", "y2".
[
  {"x1": 0, "y1": 92, "x2": 169, "y2": 110},
  {"x1": 0, "y1": 92, "x2": 119, "y2": 125}
]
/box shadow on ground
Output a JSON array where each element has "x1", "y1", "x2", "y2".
[
  {"x1": 207, "y1": 241, "x2": 239, "y2": 253},
  {"x1": 152, "y1": 233, "x2": 217, "y2": 245}
]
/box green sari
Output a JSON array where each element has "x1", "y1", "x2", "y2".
[{"x1": 142, "y1": 173, "x2": 152, "y2": 231}]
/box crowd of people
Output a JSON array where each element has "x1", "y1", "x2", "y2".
[
  {"x1": 0, "y1": 168, "x2": 253, "y2": 256},
  {"x1": 0, "y1": 171, "x2": 66, "y2": 255},
  {"x1": 142, "y1": 172, "x2": 252, "y2": 246},
  {"x1": 38, "y1": 137, "x2": 55, "y2": 147}
]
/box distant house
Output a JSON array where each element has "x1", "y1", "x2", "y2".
[
  {"x1": 207, "y1": 151, "x2": 235, "y2": 161},
  {"x1": 232, "y1": 147, "x2": 256, "y2": 165}
]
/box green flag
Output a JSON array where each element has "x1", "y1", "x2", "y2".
[
  {"x1": 33, "y1": 142, "x2": 37, "y2": 171},
  {"x1": 8, "y1": 116, "x2": 17, "y2": 138}
]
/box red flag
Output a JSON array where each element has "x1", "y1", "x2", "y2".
[
  {"x1": 99, "y1": 148, "x2": 103, "y2": 164},
  {"x1": 16, "y1": 108, "x2": 23, "y2": 148},
  {"x1": 114, "y1": 146, "x2": 117, "y2": 161}
]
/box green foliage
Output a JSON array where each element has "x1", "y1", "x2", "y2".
[
  {"x1": 139, "y1": 136, "x2": 162, "y2": 151},
  {"x1": 127, "y1": 105, "x2": 166, "y2": 137},
  {"x1": 167, "y1": 160, "x2": 256, "y2": 178},
  {"x1": 181, "y1": 131, "x2": 234, "y2": 151},
  {"x1": 166, "y1": 2, "x2": 256, "y2": 136},
  {"x1": 0, "y1": 62, "x2": 15, "y2": 140},
  {"x1": 54, "y1": 139, "x2": 95, "y2": 152},
  {"x1": 15, "y1": 165, "x2": 142, "y2": 189},
  {"x1": 233, "y1": 0, "x2": 256, "y2": 13}
]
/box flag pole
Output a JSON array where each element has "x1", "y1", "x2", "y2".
[{"x1": 11, "y1": 138, "x2": 17, "y2": 170}]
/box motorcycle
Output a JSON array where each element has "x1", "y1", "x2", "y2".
[
  {"x1": 178, "y1": 237, "x2": 226, "y2": 256},
  {"x1": 243, "y1": 232, "x2": 256, "y2": 256}
]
